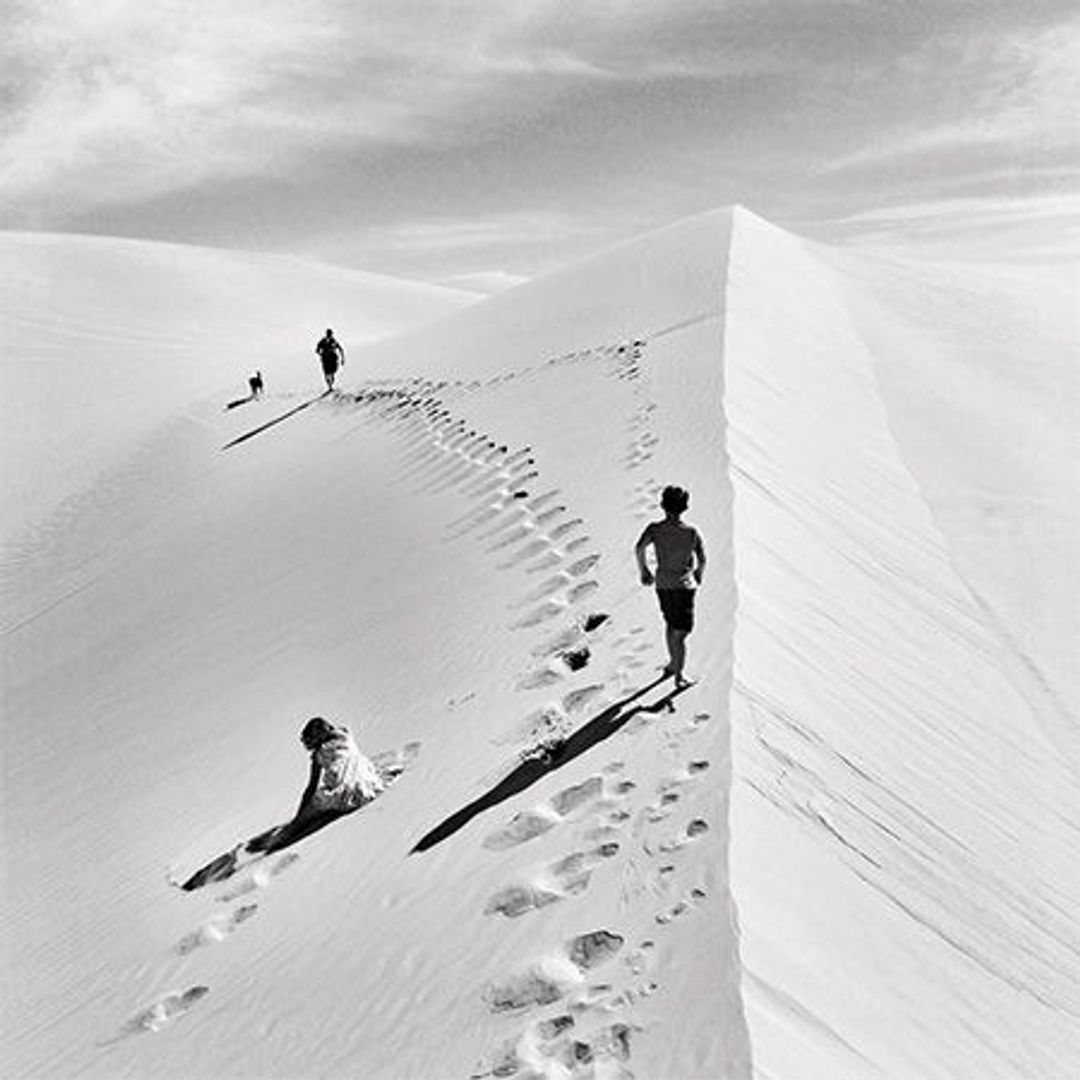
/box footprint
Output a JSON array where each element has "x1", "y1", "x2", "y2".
[
  {"x1": 215, "y1": 850, "x2": 300, "y2": 903},
  {"x1": 483, "y1": 808, "x2": 559, "y2": 850},
  {"x1": 516, "y1": 665, "x2": 565, "y2": 691},
  {"x1": 478, "y1": 509, "x2": 530, "y2": 540},
  {"x1": 533, "y1": 505, "x2": 569, "y2": 526},
  {"x1": 537, "y1": 1014, "x2": 576, "y2": 1040},
  {"x1": 108, "y1": 986, "x2": 210, "y2": 1042},
  {"x1": 512, "y1": 597, "x2": 567, "y2": 629},
  {"x1": 583, "y1": 823, "x2": 623, "y2": 843},
  {"x1": 568, "y1": 929, "x2": 625, "y2": 971},
  {"x1": 549, "y1": 518, "x2": 584, "y2": 541},
  {"x1": 488, "y1": 524, "x2": 537, "y2": 553},
  {"x1": 657, "y1": 819, "x2": 710, "y2": 853},
  {"x1": 562, "y1": 684, "x2": 605, "y2": 714},
  {"x1": 512, "y1": 573, "x2": 572, "y2": 609},
  {"x1": 210, "y1": 846, "x2": 300, "y2": 898},
  {"x1": 554, "y1": 646, "x2": 590, "y2": 674},
  {"x1": 175, "y1": 903, "x2": 258, "y2": 955},
  {"x1": 550, "y1": 776, "x2": 604, "y2": 817},
  {"x1": 383, "y1": 739, "x2": 423, "y2": 776},
  {"x1": 566, "y1": 554, "x2": 601, "y2": 577},
  {"x1": 655, "y1": 886, "x2": 708, "y2": 924},
  {"x1": 497, "y1": 538, "x2": 549, "y2": 569},
  {"x1": 528, "y1": 490, "x2": 562, "y2": 510},
  {"x1": 509, "y1": 702, "x2": 573, "y2": 752},
  {"x1": 532, "y1": 625, "x2": 583, "y2": 659},
  {"x1": 533, "y1": 1020, "x2": 637, "y2": 1075},
  {"x1": 484, "y1": 883, "x2": 564, "y2": 918},
  {"x1": 485, "y1": 840, "x2": 616, "y2": 920},
  {"x1": 484, "y1": 959, "x2": 579, "y2": 1014},
  {"x1": 567, "y1": 580, "x2": 600, "y2": 604},
  {"x1": 524, "y1": 549, "x2": 565, "y2": 573}
]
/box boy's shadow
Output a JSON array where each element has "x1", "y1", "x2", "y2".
[
  {"x1": 412, "y1": 674, "x2": 688, "y2": 854},
  {"x1": 180, "y1": 677, "x2": 687, "y2": 889}
]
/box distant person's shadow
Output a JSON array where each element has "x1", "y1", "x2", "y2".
[{"x1": 412, "y1": 674, "x2": 690, "y2": 854}]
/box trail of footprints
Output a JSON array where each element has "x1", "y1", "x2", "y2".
[
  {"x1": 474, "y1": 710, "x2": 715, "y2": 1080},
  {"x1": 111, "y1": 838, "x2": 307, "y2": 1039},
  {"x1": 337, "y1": 377, "x2": 607, "y2": 643},
  {"x1": 114, "y1": 741, "x2": 418, "y2": 1040},
  {"x1": 335, "y1": 345, "x2": 711, "y2": 1079},
  {"x1": 116, "y1": 339, "x2": 687, "y2": 1057}
]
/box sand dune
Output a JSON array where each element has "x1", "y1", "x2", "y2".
[{"x1": 2, "y1": 208, "x2": 1077, "y2": 1079}]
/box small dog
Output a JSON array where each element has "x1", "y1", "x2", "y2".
[{"x1": 249, "y1": 371, "x2": 264, "y2": 398}]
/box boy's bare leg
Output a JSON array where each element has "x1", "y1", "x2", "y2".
[{"x1": 665, "y1": 626, "x2": 689, "y2": 682}]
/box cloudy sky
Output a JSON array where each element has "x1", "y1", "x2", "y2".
[{"x1": 2, "y1": 0, "x2": 1078, "y2": 281}]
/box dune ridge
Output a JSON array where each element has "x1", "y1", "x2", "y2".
[{"x1": 2, "y1": 208, "x2": 1077, "y2": 1079}]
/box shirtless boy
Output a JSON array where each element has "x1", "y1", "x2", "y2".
[{"x1": 635, "y1": 485, "x2": 706, "y2": 688}]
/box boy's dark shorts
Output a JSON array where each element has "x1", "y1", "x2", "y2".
[{"x1": 656, "y1": 588, "x2": 695, "y2": 632}]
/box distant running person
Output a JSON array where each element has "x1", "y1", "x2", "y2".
[
  {"x1": 315, "y1": 328, "x2": 345, "y2": 391},
  {"x1": 635, "y1": 485, "x2": 706, "y2": 688}
]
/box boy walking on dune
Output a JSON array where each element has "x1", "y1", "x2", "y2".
[
  {"x1": 315, "y1": 328, "x2": 346, "y2": 391},
  {"x1": 635, "y1": 485, "x2": 706, "y2": 688}
]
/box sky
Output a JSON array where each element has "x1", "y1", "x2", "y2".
[{"x1": 2, "y1": 0, "x2": 1078, "y2": 281}]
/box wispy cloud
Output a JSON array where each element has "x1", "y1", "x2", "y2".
[
  {"x1": 1, "y1": 0, "x2": 340, "y2": 210},
  {"x1": 823, "y1": 21, "x2": 1080, "y2": 174},
  {"x1": 2, "y1": 0, "x2": 1076, "y2": 266},
  {"x1": 0, "y1": 0, "x2": 804, "y2": 218},
  {"x1": 818, "y1": 193, "x2": 1080, "y2": 264}
]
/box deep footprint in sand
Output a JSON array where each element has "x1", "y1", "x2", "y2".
[
  {"x1": 107, "y1": 986, "x2": 210, "y2": 1042},
  {"x1": 655, "y1": 886, "x2": 708, "y2": 924},
  {"x1": 485, "y1": 843, "x2": 621, "y2": 918},
  {"x1": 485, "y1": 882, "x2": 565, "y2": 918},
  {"x1": 512, "y1": 598, "x2": 568, "y2": 630},
  {"x1": 175, "y1": 903, "x2": 258, "y2": 955},
  {"x1": 562, "y1": 684, "x2": 605, "y2": 714},
  {"x1": 535, "y1": 1021, "x2": 638, "y2": 1076},
  {"x1": 511, "y1": 572, "x2": 573, "y2": 610},
  {"x1": 516, "y1": 664, "x2": 565, "y2": 690},
  {"x1": 483, "y1": 808, "x2": 560, "y2": 850},
  {"x1": 567, "y1": 929, "x2": 625, "y2": 971},
  {"x1": 550, "y1": 775, "x2": 604, "y2": 817},
  {"x1": 215, "y1": 850, "x2": 300, "y2": 903},
  {"x1": 484, "y1": 964, "x2": 573, "y2": 1014},
  {"x1": 657, "y1": 818, "x2": 711, "y2": 853}
]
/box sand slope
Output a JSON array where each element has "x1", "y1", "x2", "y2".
[{"x1": 2, "y1": 210, "x2": 1077, "y2": 1079}]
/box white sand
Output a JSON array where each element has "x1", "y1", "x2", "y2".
[{"x1": 2, "y1": 208, "x2": 1077, "y2": 1079}]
